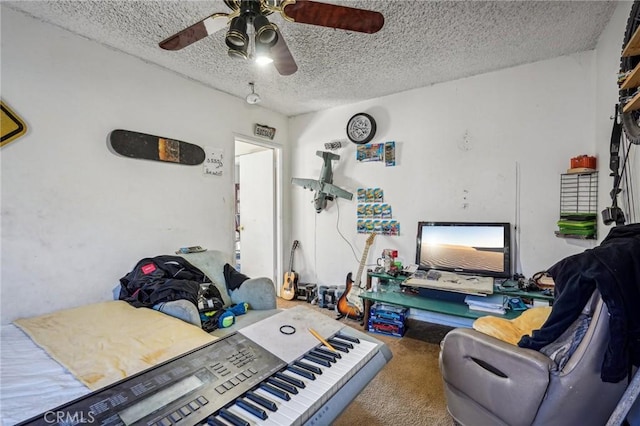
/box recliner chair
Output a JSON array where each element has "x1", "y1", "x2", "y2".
[{"x1": 439, "y1": 291, "x2": 629, "y2": 426}]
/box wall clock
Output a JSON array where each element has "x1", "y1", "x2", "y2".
[{"x1": 346, "y1": 113, "x2": 376, "y2": 144}]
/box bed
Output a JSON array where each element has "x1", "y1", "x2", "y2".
[
  {"x1": 2, "y1": 300, "x2": 394, "y2": 426},
  {"x1": 0, "y1": 301, "x2": 217, "y2": 425},
  {"x1": 0, "y1": 251, "x2": 283, "y2": 425}
]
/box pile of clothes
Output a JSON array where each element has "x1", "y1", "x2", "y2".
[{"x1": 118, "y1": 255, "x2": 249, "y2": 332}]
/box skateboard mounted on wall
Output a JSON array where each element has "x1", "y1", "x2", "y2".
[{"x1": 109, "y1": 129, "x2": 205, "y2": 165}]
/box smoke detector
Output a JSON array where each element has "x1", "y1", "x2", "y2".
[{"x1": 246, "y1": 82, "x2": 261, "y2": 104}]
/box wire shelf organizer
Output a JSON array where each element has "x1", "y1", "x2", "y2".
[{"x1": 557, "y1": 171, "x2": 598, "y2": 239}]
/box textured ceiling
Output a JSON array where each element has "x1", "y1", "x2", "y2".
[{"x1": 4, "y1": 1, "x2": 617, "y2": 117}]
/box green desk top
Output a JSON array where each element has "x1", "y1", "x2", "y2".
[
  {"x1": 364, "y1": 272, "x2": 554, "y2": 320},
  {"x1": 368, "y1": 272, "x2": 554, "y2": 301}
]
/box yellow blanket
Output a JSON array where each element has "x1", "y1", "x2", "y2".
[
  {"x1": 14, "y1": 301, "x2": 216, "y2": 390},
  {"x1": 472, "y1": 306, "x2": 552, "y2": 345}
]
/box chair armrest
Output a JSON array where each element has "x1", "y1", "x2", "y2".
[
  {"x1": 229, "y1": 277, "x2": 277, "y2": 310},
  {"x1": 440, "y1": 328, "x2": 555, "y2": 426},
  {"x1": 153, "y1": 300, "x2": 202, "y2": 328}
]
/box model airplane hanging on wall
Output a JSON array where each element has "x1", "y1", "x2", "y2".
[{"x1": 292, "y1": 151, "x2": 353, "y2": 213}]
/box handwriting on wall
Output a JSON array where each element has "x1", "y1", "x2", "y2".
[{"x1": 204, "y1": 147, "x2": 224, "y2": 176}]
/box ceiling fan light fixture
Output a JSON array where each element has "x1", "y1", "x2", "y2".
[
  {"x1": 253, "y1": 15, "x2": 278, "y2": 48},
  {"x1": 228, "y1": 45, "x2": 248, "y2": 60},
  {"x1": 254, "y1": 43, "x2": 274, "y2": 65},
  {"x1": 225, "y1": 16, "x2": 248, "y2": 48}
]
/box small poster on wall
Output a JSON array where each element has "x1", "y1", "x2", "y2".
[
  {"x1": 355, "y1": 141, "x2": 396, "y2": 166},
  {"x1": 385, "y1": 141, "x2": 396, "y2": 166},
  {"x1": 356, "y1": 143, "x2": 384, "y2": 162},
  {"x1": 356, "y1": 187, "x2": 398, "y2": 235},
  {"x1": 357, "y1": 219, "x2": 400, "y2": 235},
  {"x1": 204, "y1": 147, "x2": 224, "y2": 176}
]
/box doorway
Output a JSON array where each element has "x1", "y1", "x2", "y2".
[{"x1": 234, "y1": 135, "x2": 282, "y2": 290}]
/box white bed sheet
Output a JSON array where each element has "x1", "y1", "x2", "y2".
[{"x1": 0, "y1": 324, "x2": 89, "y2": 425}]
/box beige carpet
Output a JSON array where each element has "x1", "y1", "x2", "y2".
[{"x1": 277, "y1": 298, "x2": 456, "y2": 426}]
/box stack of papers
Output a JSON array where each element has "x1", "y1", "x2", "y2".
[{"x1": 464, "y1": 294, "x2": 507, "y2": 315}]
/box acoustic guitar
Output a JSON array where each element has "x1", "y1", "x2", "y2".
[
  {"x1": 281, "y1": 240, "x2": 299, "y2": 300},
  {"x1": 337, "y1": 233, "x2": 376, "y2": 319}
]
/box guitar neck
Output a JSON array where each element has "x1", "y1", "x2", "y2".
[
  {"x1": 287, "y1": 241, "x2": 298, "y2": 272},
  {"x1": 288, "y1": 248, "x2": 294, "y2": 271},
  {"x1": 354, "y1": 244, "x2": 372, "y2": 288}
]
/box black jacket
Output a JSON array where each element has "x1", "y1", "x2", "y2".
[
  {"x1": 118, "y1": 255, "x2": 209, "y2": 309},
  {"x1": 518, "y1": 224, "x2": 640, "y2": 383}
]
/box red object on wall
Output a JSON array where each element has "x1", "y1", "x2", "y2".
[{"x1": 570, "y1": 155, "x2": 597, "y2": 169}]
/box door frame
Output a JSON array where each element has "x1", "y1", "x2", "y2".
[{"x1": 234, "y1": 133, "x2": 283, "y2": 294}]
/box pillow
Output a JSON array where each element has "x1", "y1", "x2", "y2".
[
  {"x1": 224, "y1": 263, "x2": 250, "y2": 291},
  {"x1": 472, "y1": 306, "x2": 552, "y2": 345}
]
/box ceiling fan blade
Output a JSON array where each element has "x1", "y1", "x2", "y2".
[
  {"x1": 271, "y1": 29, "x2": 298, "y2": 76},
  {"x1": 282, "y1": 0, "x2": 384, "y2": 34},
  {"x1": 159, "y1": 13, "x2": 229, "y2": 50}
]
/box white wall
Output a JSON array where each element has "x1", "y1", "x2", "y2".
[
  {"x1": 2, "y1": 4, "x2": 634, "y2": 325},
  {"x1": 289, "y1": 51, "x2": 601, "y2": 286},
  {"x1": 0, "y1": 8, "x2": 288, "y2": 324}
]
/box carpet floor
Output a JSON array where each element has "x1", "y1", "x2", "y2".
[{"x1": 276, "y1": 297, "x2": 456, "y2": 426}]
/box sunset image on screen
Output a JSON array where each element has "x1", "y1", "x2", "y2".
[{"x1": 419, "y1": 226, "x2": 504, "y2": 273}]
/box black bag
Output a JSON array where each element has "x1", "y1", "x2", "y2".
[{"x1": 197, "y1": 283, "x2": 224, "y2": 313}]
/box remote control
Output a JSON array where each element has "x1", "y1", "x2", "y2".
[{"x1": 175, "y1": 246, "x2": 206, "y2": 254}]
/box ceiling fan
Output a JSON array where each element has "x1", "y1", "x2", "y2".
[{"x1": 159, "y1": 0, "x2": 384, "y2": 76}]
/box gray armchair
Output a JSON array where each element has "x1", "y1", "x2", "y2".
[{"x1": 439, "y1": 291, "x2": 628, "y2": 426}]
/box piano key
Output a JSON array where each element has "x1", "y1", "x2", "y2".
[
  {"x1": 266, "y1": 377, "x2": 299, "y2": 394},
  {"x1": 282, "y1": 341, "x2": 378, "y2": 421},
  {"x1": 245, "y1": 390, "x2": 278, "y2": 411},
  {"x1": 309, "y1": 349, "x2": 336, "y2": 363},
  {"x1": 287, "y1": 364, "x2": 316, "y2": 380},
  {"x1": 218, "y1": 408, "x2": 249, "y2": 426},
  {"x1": 314, "y1": 346, "x2": 341, "y2": 359},
  {"x1": 233, "y1": 337, "x2": 382, "y2": 426},
  {"x1": 328, "y1": 338, "x2": 353, "y2": 349},
  {"x1": 294, "y1": 360, "x2": 323, "y2": 374},
  {"x1": 303, "y1": 353, "x2": 332, "y2": 367},
  {"x1": 253, "y1": 388, "x2": 307, "y2": 424},
  {"x1": 206, "y1": 416, "x2": 229, "y2": 426},
  {"x1": 275, "y1": 371, "x2": 306, "y2": 388},
  {"x1": 271, "y1": 334, "x2": 381, "y2": 423},
  {"x1": 259, "y1": 382, "x2": 290, "y2": 401},
  {"x1": 236, "y1": 398, "x2": 268, "y2": 420},
  {"x1": 325, "y1": 341, "x2": 349, "y2": 353},
  {"x1": 226, "y1": 404, "x2": 269, "y2": 425},
  {"x1": 335, "y1": 333, "x2": 360, "y2": 344}
]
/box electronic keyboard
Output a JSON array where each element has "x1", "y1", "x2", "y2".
[{"x1": 19, "y1": 306, "x2": 392, "y2": 426}]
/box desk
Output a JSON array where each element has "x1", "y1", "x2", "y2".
[{"x1": 361, "y1": 272, "x2": 553, "y2": 329}]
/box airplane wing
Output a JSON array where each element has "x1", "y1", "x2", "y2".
[
  {"x1": 292, "y1": 178, "x2": 321, "y2": 192},
  {"x1": 322, "y1": 182, "x2": 353, "y2": 200}
]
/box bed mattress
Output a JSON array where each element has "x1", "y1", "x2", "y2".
[{"x1": 0, "y1": 324, "x2": 89, "y2": 425}]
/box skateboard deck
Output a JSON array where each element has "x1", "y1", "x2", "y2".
[{"x1": 109, "y1": 129, "x2": 205, "y2": 165}]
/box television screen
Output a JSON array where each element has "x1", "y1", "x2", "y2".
[{"x1": 416, "y1": 222, "x2": 511, "y2": 278}]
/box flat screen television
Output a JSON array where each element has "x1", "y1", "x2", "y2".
[{"x1": 415, "y1": 222, "x2": 511, "y2": 278}]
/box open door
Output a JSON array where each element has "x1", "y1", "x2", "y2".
[{"x1": 236, "y1": 146, "x2": 276, "y2": 285}]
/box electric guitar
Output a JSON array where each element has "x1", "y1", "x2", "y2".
[
  {"x1": 337, "y1": 233, "x2": 376, "y2": 319},
  {"x1": 281, "y1": 240, "x2": 299, "y2": 300}
]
